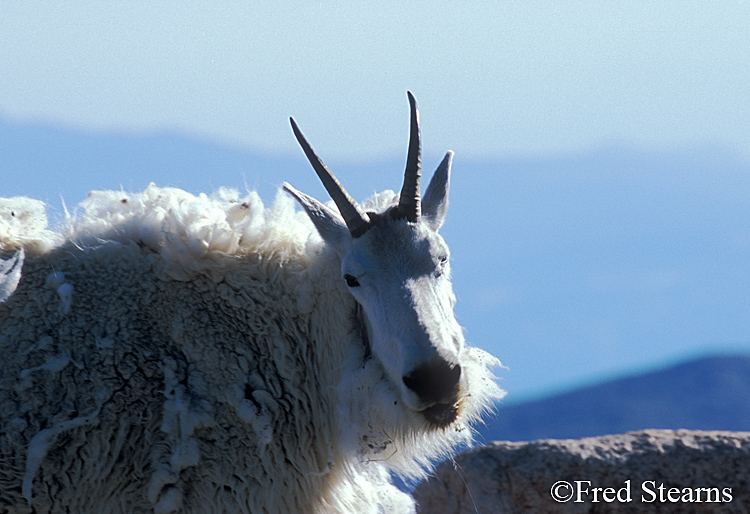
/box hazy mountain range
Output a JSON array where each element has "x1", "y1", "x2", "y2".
[{"x1": 479, "y1": 353, "x2": 750, "y2": 443}]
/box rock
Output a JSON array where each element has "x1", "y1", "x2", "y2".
[{"x1": 413, "y1": 429, "x2": 750, "y2": 513}]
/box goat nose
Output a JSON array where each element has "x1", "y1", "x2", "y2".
[{"x1": 402, "y1": 361, "x2": 461, "y2": 404}]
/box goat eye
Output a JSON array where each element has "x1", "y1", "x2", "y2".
[
  {"x1": 435, "y1": 256, "x2": 448, "y2": 277},
  {"x1": 343, "y1": 274, "x2": 360, "y2": 287}
]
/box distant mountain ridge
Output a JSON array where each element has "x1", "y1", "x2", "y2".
[
  {"x1": 479, "y1": 354, "x2": 750, "y2": 443},
  {"x1": 0, "y1": 115, "x2": 303, "y2": 208}
]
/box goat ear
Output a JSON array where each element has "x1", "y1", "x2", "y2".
[
  {"x1": 284, "y1": 183, "x2": 351, "y2": 255},
  {"x1": 421, "y1": 151, "x2": 452, "y2": 230}
]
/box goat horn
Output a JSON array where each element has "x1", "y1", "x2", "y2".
[
  {"x1": 398, "y1": 91, "x2": 422, "y2": 222},
  {"x1": 290, "y1": 117, "x2": 372, "y2": 238}
]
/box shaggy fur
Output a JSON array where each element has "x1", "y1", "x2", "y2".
[{"x1": 0, "y1": 184, "x2": 503, "y2": 513}]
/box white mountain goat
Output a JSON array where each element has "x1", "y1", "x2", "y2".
[{"x1": 0, "y1": 93, "x2": 503, "y2": 513}]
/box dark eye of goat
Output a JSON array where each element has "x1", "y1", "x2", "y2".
[
  {"x1": 344, "y1": 274, "x2": 360, "y2": 287},
  {"x1": 435, "y1": 256, "x2": 448, "y2": 277}
]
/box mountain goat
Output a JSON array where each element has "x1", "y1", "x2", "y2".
[{"x1": 0, "y1": 93, "x2": 503, "y2": 513}]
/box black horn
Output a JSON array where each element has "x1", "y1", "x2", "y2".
[
  {"x1": 290, "y1": 117, "x2": 372, "y2": 238},
  {"x1": 397, "y1": 91, "x2": 422, "y2": 222}
]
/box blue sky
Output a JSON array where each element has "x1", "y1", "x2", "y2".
[
  {"x1": 2, "y1": 2, "x2": 749, "y2": 160},
  {"x1": 2, "y1": 2, "x2": 750, "y2": 402}
]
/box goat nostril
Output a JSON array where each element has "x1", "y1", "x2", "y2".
[{"x1": 402, "y1": 362, "x2": 461, "y2": 404}]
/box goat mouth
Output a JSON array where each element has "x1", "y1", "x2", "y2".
[{"x1": 421, "y1": 402, "x2": 459, "y2": 428}]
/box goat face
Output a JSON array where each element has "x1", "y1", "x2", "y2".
[
  {"x1": 341, "y1": 213, "x2": 464, "y2": 427},
  {"x1": 286, "y1": 93, "x2": 467, "y2": 428}
]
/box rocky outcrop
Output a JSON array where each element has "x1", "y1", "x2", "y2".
[{"x1": 413, "y1": 430, "x2": 750, "y2": 513}]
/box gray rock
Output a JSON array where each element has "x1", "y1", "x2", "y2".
[{"x1": 413, "y1": 430, "x2": 750, "y2": 513}]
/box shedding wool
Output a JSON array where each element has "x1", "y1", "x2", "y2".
[{"x1": 0, "y1": 184, "x2": 502, "y2": 514}]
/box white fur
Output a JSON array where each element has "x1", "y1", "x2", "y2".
[{"x1": 0, "y1": 183, "x2": 503, "y2": 513}]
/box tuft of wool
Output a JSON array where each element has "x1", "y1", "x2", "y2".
[
  {"x1": 1, "y1": 184, "x2": 324, "y2": 279},
  {"x1": 0, "y1": 197, "x2": 61, "y2": 253}
]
